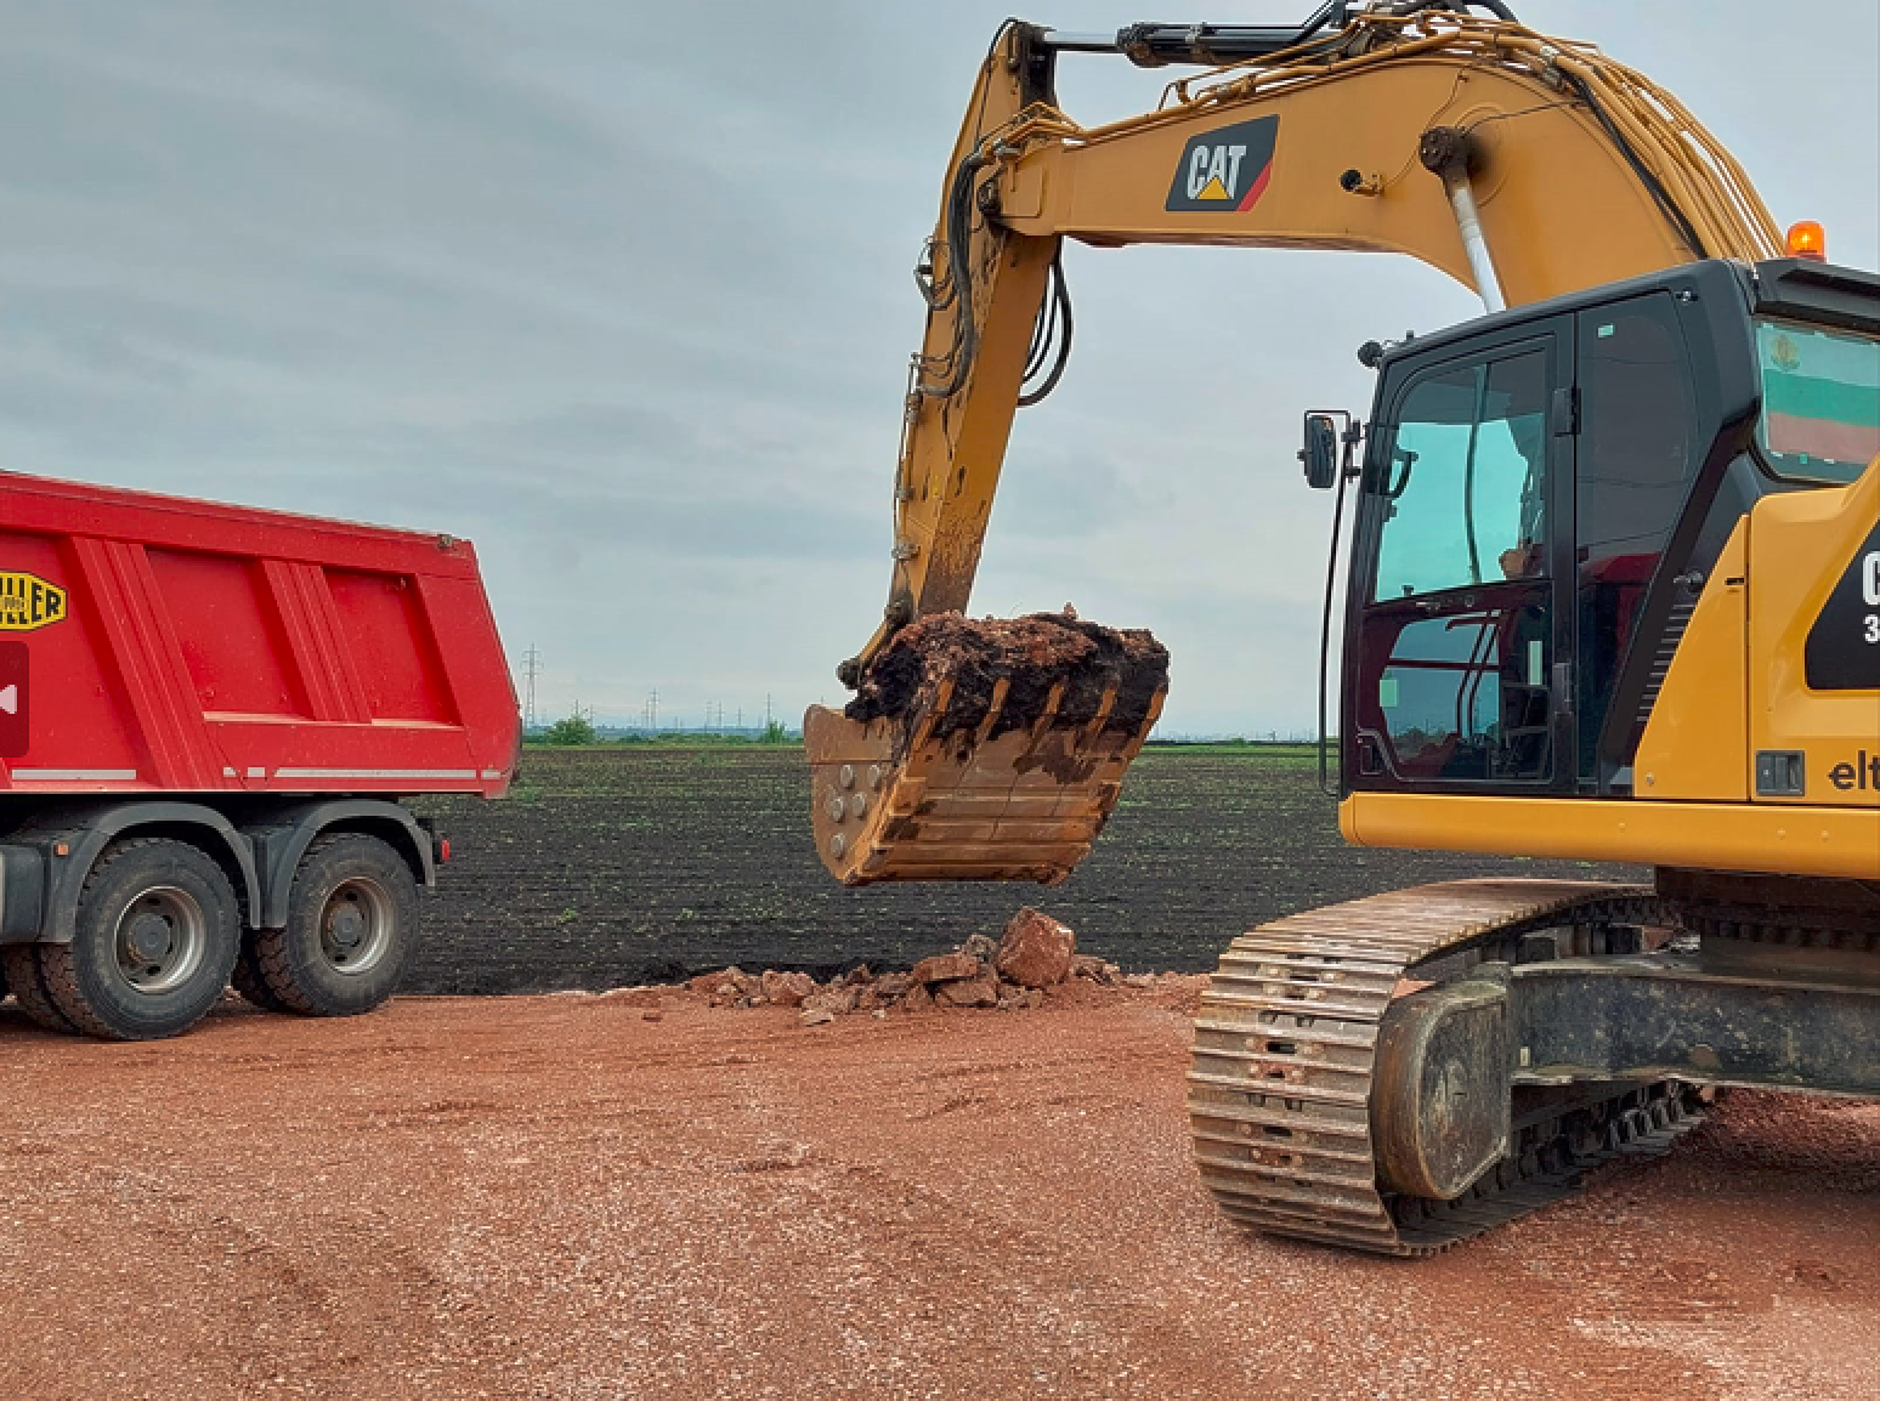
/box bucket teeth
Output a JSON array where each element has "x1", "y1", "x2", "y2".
[
  {"x1": 1026, "y1": 681, "x2": 1069, "y2": 745},
  {"x1": 907, "y1": 677, "x2": 956, "y2": 749},
  {"x1": 1080, "y1": 682, "x2": 1120, "y2": 745},
  {"x1": 972, "y1": 678, "x2": 1012, "y2": 745}
]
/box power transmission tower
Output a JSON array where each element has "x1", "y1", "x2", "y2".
[{"x1": 520, "y1": 645, "x2": 541, "y2": 729}]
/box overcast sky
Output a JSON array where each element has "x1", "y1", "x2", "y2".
[{"x1": 3, "y1": 2, "x2": 1875, "y2": 735}]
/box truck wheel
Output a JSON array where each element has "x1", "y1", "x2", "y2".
[
  {"x1": 251, "y1": 834, "x2": 418, "y2": 1017},
  {"x1": 231, "y1": 934, "x2": 292, "y2": 1013},
  {"x1": 40, "y1": 838, "x2": 241, "y2": 1041},
  {"x1": 1, "y1": 945, "x2": 77, "y2": 1034}
]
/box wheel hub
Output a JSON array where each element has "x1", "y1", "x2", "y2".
[
  {"x1": 112, "y1": 885, "x2": 208, "y2": 993},
  {"x1": 124, "y1": 911, "x2": 175, "y2": 964},
  {"x1": 327, "y1": 905, "x2": 366, "y2": 951},
  {"x1": 319, "y1": 878, "x2": 393, "y2": 974}
]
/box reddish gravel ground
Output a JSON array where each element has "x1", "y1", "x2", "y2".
[{"x1": 1, "y1": 988, "x2": 1874, "y2": 1401}]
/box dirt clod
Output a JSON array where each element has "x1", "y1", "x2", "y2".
[
  {"x1": 912, "y1": 952, "x2": 982, "y2": 986},
  {"x1": 934, "y1": 970, "x2": 1001, "y2": 1008},
  {"x1": 996, "y1": 906, "x2": 1076, "y2": 988},
  {"x1": 845, "y1": 611, "x2": 1170, "y2": 739},
  {"x1": 761, "y1": 970, "x2": 817, "y2": 1007}
]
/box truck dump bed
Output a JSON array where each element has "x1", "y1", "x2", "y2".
[{"x1": 0, "y1": 470, "x2": 518, "y2": 797}]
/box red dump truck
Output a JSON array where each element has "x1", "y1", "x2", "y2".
[{"x1": 0, "y1": 469, "x2": 519, "y2": 1040}]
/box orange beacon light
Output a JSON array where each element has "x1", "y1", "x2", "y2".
[{"x1": 1786, "y1": 220, "x2": 1827, "y2": 261}]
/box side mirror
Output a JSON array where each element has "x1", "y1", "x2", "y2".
[{"x1": 1300, "y1": 413, "x2": 1339, "y2": 490}]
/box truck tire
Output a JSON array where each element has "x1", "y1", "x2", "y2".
[
  {"x1": 40, "y1": 838, "x2": 241, "y2": 1041},
  {"x1": 250, "y1": 834, "x2": 418, "y2": 1017},
  {"x1": 2, "y1": 945, "x2": 78, "y2": 1034},
  {"x1": 230, "y1": 934, "x2": 292, "y2": 1013}
]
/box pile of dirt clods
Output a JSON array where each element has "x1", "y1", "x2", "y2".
[{"x1": 677, "y1": 909, "x2": 1182, "y2": 1025}]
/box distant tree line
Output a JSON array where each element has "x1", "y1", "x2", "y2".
[{"x1": 532, "y1": 713, "x2": 794, "y2": 747}]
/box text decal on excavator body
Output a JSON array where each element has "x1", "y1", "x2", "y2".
[
  {"x1": 1804, "y1": 523, "x2": 1880, "y2": 690},
  {"x1": 1165, "y1": 116, "x2": 1279, "y2": 213}
]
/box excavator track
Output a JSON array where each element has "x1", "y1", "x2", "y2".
[{"x1": 1189, "y1": 878, "x2": 1708, "y2": 1256}]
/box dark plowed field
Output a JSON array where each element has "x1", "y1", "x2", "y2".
[{"x1": 404, "y1": 746, "x2": 1644, "y2": 995}]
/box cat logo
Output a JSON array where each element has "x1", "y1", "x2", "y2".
[
  {"x1": 1165, "y1": 116, "x2": 1279, "y2": 213},
  {"x1": 0, "y1": 570, "x2": 68, "y2": 631}
]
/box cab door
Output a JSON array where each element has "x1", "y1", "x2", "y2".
[{"x1": 1345, "y1": 321, "x2": 1575, "y2": 795}]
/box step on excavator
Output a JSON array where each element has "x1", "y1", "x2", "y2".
[{"x1": 804, "y1": 3, "x2": 1880, "y2": 1253}]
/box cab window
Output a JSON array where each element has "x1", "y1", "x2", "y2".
[
  {"x1": 1372, "y1": 352, "x2": 1549, "y2": 600},
  {"x1": 1755, "y1": 321, "x2": 1880, "y2": 485}
]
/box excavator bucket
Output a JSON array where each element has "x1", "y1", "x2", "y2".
[{"x1": 805, "y1": 613, "x2": 1168, "y2": 886}]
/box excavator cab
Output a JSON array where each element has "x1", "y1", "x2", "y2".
[{"x1": 1343, "y1": 255, "x2": 1880, "y2": 812}]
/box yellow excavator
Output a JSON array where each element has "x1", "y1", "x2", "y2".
[{"x1": 805, "y1": 3, "x2": 1880, "y2": 1254}]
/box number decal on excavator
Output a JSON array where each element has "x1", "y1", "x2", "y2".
[
  {"x1": 1864, "y1": 552, "x2": 1880, "y2": 645},
  {"x1": 1164, "y1": 116, "x2": 1279, "y2": 213},
  {"x1": 1805, "y1": 532, "x2": 1880, "y2": 688}
]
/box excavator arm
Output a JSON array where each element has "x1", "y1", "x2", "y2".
[{"x1": 808, "y1": 4, "x2": 1783, "y2": 886}]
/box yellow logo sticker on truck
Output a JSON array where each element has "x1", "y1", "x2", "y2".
[{"x1": 0, "y1": 571, "x2": 68, "y2": 631}]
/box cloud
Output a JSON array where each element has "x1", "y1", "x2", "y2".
[{"x1": 0, "y1": 0, "x2": 1872, "y2": 732}]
